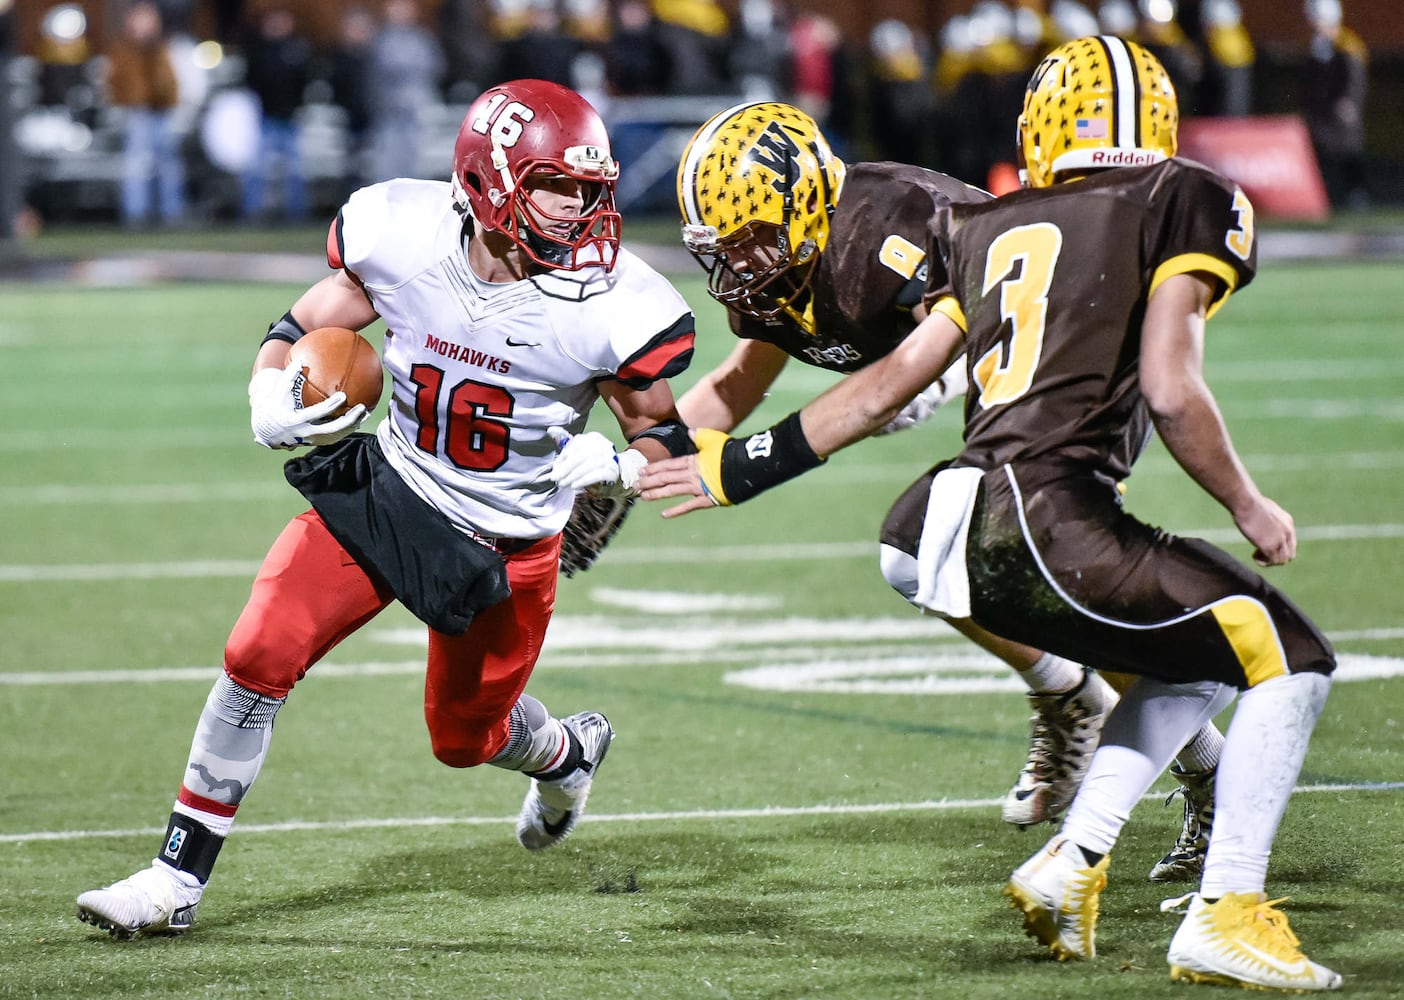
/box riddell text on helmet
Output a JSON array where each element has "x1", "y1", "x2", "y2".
[{"x1": 1090, "y1": 150, "x2": 1162, "y2": 166}]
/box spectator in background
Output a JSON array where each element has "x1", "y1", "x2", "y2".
[
  {"x1": 497, "y1": 0, "x2": 580, "y2": 89},
  {"x1": 1199, "y1": 0, "x2": 1254, "y2": 116},
  {"x1": 650, "y1": 0, "x2": 732, "y2": 94},
  {"x1": 367, "y1": 0, "x2": 446, "y2": 183},
  {"x1": 327, "y1": 7, "x2": 376, "y2": 189},
  {"x1": 729, "y1": 0, "x2": 790, "y2": 102},
  {"x1": 604, "y1": 0, "x2": 666, "y2": 96},
  {"x1": 967, "y1": 1, "x2": 1028, "y2": 191},
  {"x1": 1096, "y1": 0, "x2": 1138, "y2": 38},
  {"x1": 1010, "y1": 0, "x2": 1059, "y2": 60},
  {"x1": 106, "y1": 0, "x2": 186, "y2": 228},
  {"x1": 240, "y1": 5, "x2": 311, "y2": 223},
  {"x1": 564, "y1": 0, "x2": 613, "y2": 54},
  {"x1": 866, "y1": 19, "x2": 932, "y2": 166},
  {"x1": 789, "y1": 11, "x2": 850, "y2": 143},
  {"x1": 439, "y1": 0, "x2": 501, "y2": 101},
  {"x1": 1048, "y1": 0, "x2": 1101, "y2": 43},
  {"x1": 37, "y1": 3, "x2": 92, "y2": 117},
  {"x1": 1135, "y1": 0, "x2": 1203, "y2": 114},
  {"x1": 934, "y1": 14, "x2": 985, "y2": 186},
  {"x1": 212, "y1": 0, "x2": 245, "y2": 45},
  {"x1": 1303, "y1": 0, "x2": 1368, "y2": 209}
]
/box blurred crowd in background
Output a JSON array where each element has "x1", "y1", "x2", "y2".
[{"x1": 3, "y1": 0, "x2": 1378, "y2": 234}]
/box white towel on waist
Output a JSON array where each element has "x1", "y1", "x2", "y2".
[{"x1": 912, "y1": 466, "x2": 983, "y2": 617}]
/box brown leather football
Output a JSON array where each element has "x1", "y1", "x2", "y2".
[{"x1": 287, "y1": 327, "x2": 384, "y2": 415}]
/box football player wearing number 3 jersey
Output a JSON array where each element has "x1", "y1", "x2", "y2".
[
  {"x1": 660, "y1": 100, "x2": 1228, "y2": 877},
  {"x1": 76, "y1": 80, "x2": 696, "y2": 939},
  {"x1": 641, "y1": 38, "x2": 1340, "y2": 991}
]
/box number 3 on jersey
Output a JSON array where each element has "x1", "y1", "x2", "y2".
[{"x1": 972, "y1": 222, "x2": 1063, "y2": 408}]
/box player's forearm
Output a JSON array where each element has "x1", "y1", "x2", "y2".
[
  {"x1": 796, "y1": 368, "x2": 913, "y2": 457},
  {"x1": 677, "y1": 375, "x2": 751, "y2": 432},
  {"x1": 678, "y1": 341, "x2": 787, "y2": 432},
  {"x1": 252, "y1": 339, "x2": 292, "y2": 374},
  {"x1": 797, "y1": 313, "x2": 964, "y2": 457},
  {"x1": 1150, "y1": 386, "x2": 1262, "y2": 518}
]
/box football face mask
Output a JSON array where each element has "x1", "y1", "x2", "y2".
[
  {"x1": 682, "y1": 219, "x2": 818, "y2": 329},
  {"x1": 507, "y1": 163, "x2": 619, "y2": 269}
]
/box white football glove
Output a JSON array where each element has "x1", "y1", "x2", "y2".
[
  {"x1": 543, "y1": 426, "x2": 646, "y2": 498},
  {"x1": 248, "y1": 364, "x2": 368, "y2": 450},
  {"x1": 872, "y1": 356, "x2": 970, "y2": 437}
]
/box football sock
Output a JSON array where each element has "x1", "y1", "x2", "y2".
[
  {"x1": 177, "y1": 673, "x2": 283, "y2": 837},
  {"x1": 1174, "y1": 719, "x2": 1225, "y2": 774},
  {"x1": 155, "y1": 673, "x2": 284, "y2": 884},
  {"x1": 1016, "y1": 653, "x2": 1085, "y2": 694},
  {"x1": 1201, "y1": 671, "x2": 1329, "y2": 897},
  {"x1": 489, "y1": 694, "x2": 571, "y2": 774},
  {"x1": 1062, "y1": 678, "x2": 1233, "y2": 855}
]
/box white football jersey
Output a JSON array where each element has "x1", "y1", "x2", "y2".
[{"x1": 331, "y1": 179, "x2": 694, "y2": 540}]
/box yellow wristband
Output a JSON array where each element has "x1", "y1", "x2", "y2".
[{"x1": 693, "y1": 428, "x2": 733, "y2": 506}]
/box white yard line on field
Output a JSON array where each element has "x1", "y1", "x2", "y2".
[
  {"x1": 3, "y1": 781, "x2": 1400, "y2": 846},
  {"x1": 0, "y1": 483, "x2": 287, "y2": 504},
  {"x1": 2, "y1": 640, "x2": 1399, "y2": 690},
  {"x1": 6, "y1": 523, "x2": 1402, "y2": 583},
  {"x1": 4, "y1": 451, "x2": 1403, "y2": 504}
]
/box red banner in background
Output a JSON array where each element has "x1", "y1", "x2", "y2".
[{"x1": 1178, "y1": 115, "x2": 1331, "y2": 220}]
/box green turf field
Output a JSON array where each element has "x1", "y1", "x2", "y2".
[{"x1": 1, "y1": 262, "x2": 1402, "y2": 998}]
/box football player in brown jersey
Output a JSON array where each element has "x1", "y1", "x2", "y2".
[
  {"x1": 641, "y1": 38, "x2": 1340, "y2": 992},
  {"x1": 663, "y1": 101, "x2": 1224, "y2": 873}
]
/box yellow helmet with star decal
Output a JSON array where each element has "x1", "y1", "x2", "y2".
[
  {"x1": 676, "y1": 102, "x2": 846, "y2": 332},
  {"x1": 1018, "y1": 34, "x2": 1178, "y2": 189}
]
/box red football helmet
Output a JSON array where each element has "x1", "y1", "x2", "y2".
[{"x1": 452, "y1": 79, "x2": 621, "y2": 271}]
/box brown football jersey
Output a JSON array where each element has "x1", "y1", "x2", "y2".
[
  {"x1": 733, "y1": 162, "x2": 990, "y2": 372},
  {"x1": 930, "y1": 158, "x2": 1257, "y2": 484}
]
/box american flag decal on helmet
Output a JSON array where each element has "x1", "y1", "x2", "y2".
[{"x1": 1075, "y1": 118, "x2": 1108, "y2": 139}]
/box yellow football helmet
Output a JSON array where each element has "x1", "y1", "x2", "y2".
[
  {"x1": 1017, "y1": 34, "x2": 1178, "y2": 189},
  {"x1": 676, "y1": 102, "x2": 846, "y2": 332}
]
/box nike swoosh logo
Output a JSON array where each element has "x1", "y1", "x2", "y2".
[
  {"x1": 505, "y1": 337, "x2": 541, "y2": 348},
  {"x1": 1229, "y1": 938, "x2": 1313, "y2": 977}
]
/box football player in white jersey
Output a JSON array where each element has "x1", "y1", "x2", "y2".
[{"x1": 76, "y1": 79, "x2": 698, "y2": 939}]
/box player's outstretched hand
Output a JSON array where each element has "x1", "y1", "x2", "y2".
[
  {"x1": 1233, "y1": 494, "x2": 1296, "y2": 566},
  {"x1": 637, "y1": 455, "x2": 718, "y2": 518}
]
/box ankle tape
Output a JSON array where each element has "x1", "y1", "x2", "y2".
[
  {"x1": 158, "y1": 813, "x2": 224, "y2": 884},
  {"x1": 531, "y1": 726, "x2": 583, "y2": 782}
]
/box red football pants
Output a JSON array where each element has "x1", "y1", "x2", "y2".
[{"x1": 223, "y1": 510, "x2": 561, "y2": 766}]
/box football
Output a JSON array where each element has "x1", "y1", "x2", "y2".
[{"x1": 287, "y1": 327, "x2": 384, "y2": 415}]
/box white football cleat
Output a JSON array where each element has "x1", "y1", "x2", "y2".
[
  {"x1": 76, "y1": 862, "x2": 202, "y2": 939},
  {"x1": 516, "y1": 711, "x2": 614, "y2": 851},
  {"x1": 1165, "y1": 892, "x2": 1342, "y2": 991},
  {"x1": 1005, "y1": 834, "x2": 1111, "y2": 961},
  {"x1": 1002, "y1": 669, "x2": 1117, "y2": 828}
]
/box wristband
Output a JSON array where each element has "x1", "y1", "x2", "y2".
[
  {"x1": 629, "y1": 418, "x2": 696, "y2": 457},
  {"x1": 699, "y1": 411, "x2": 826, "y2": 506}
]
